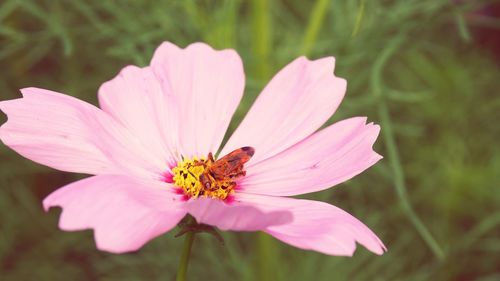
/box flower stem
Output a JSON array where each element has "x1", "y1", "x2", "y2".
[
  {"x1": 256, "y1": 233, "x2": 277, "y2": 281},
  {"x1": 176, "y1": 231, "x2": 196, "y2": 281},
  {"x1": 371, "y1": 38, "x2": 445, "y2": 261},
  {"x1": 250, "y1": 1, "x2": 280, "y2": 280},
  {"x1": 251, "y1": 0, "x2": 271, "y2": 80}
]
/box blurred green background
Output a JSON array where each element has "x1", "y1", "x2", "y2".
[{"x1": 1, "y1": 0, "x2": 499, "y2": 280}]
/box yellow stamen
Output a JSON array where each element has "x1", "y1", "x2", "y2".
[{"x1": 172, "y1": 156, "x2": 235, "y2": 200}]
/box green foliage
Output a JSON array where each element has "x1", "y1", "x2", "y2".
[{"x1": 1, "y1": 0, "x2": 499, "y2": 280}]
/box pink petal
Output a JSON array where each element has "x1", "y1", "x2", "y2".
[
  {"x1": 99, "y1": 65, "x2": 178, "y2": 166},
  {"x1": 151, "y1": 42, "x2": 245, "y2": 158},
  {"x1": 238, "y1": 193, "x2": 386, "y2": 256},
  {"x1": 186, "y1": 197, "x2": 292, "y2": 231},
  {"x1": 240, "y1": 117, "x2": 382, "y2": 196},
  {"x1": 43, "y1": 175, "x2": 186, "y2": 253},
  {"x1": 221, "y1": 56, "x2": 346, "y2": 164},
  {"x1": 0, "y1": 88, "x2": 166, "y2": 178}
]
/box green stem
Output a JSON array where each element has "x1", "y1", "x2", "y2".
[
  {"x1": 251, "y1": 0, "x2": 271, "y2": 80},
  {"x1": 371, "y1": 39, "x2": 445, "y2": 261},
  {"x1": 351, "y1": 0, "x2": 365, "y2": 37},
  {"x1": 175, "y1": 232, "x2": 196, "y2": 281},
  {"x1": 300, "y1": 0, "x2": 329, "y2": 55},
  {"x1": 377, "y1": 101, "x2": 445, "y2": 260},
  {"x1": 452, "y1": 5, "x2": 471, "y2": 43},
  {"x1": 256, "y1": 233, "x2": 276, "y2": 281},
  {"x1": 250, "y1": 1, "x2": 279, "y2": 280}
]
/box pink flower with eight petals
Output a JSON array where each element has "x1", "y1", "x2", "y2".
[{"x1": 0, "y1": 42, "x2": 386, "y2": 256}]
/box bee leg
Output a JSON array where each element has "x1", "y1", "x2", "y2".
[
  {"x1": 220, "y1": 181, "x2": 236, "y2": 190},
  {"x1": 207, "y1": 152, "x2": 215, "y2": 163},
  {"x1": 229, "y1": 170, "x2": 246, "y2": 178}
]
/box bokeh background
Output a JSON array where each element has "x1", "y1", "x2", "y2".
[{"x1": 1, "y1": 0, "x2": 499, "y2": 280}]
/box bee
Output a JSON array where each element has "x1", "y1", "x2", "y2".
[{"x1": 199, "y1": 146, "x2": 255, "y2": 191}]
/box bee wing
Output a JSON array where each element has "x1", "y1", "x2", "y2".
[
  {"x1": 217, "y1": 146, "x2": 254, "y2": 165},
  {"x1": 211, "y1": 146, "x2": 255, "y2": 176}
]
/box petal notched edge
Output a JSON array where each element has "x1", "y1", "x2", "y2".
[
  {"x1": 150, "y1": 41, "x2": 245, "y2": 158},
  {"x1": 43, "y1": 175, "x2": 187, "y2": 253},
  {"x1": 222, "y1": 56, "x2": 346, "y2": 164},
  {"x1": 98, "y1": 65, "x2": 179, "y2": 167},
  {"x1": 241, "y1": 117, "x2": 382, "y2": 196},
  {"x1": 0, "y1": 88, "x2": 118, "y2": 175},
  {"x1": 237, "y1": 194, "x2": 386, "y2": 256}
]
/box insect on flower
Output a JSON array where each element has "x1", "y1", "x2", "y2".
[
  {"x1": 0, "y1": 41, "x2": 386, "y2": 256},
  {"x1": 199, "y1": 147, "x2": 255, "y2": 192},
  {"x1": 172, "y1": 147, "x2": 254, "y2": 201}
]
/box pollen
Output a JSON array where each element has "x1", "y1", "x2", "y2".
[{"x1": 171, "y1": 156, "x2": 236, "y2": 200}]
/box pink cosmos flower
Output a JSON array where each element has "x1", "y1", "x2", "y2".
[{"x1": 0, "y1": 42, "x2": 386, "y2": 256}]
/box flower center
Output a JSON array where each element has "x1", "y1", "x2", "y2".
[
  {"x1": 171, "y1": 154, "x2": 237, "y2": 200},
  {"x1": 172, "y1": 147, "x2": 255, "y2": 200}
]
